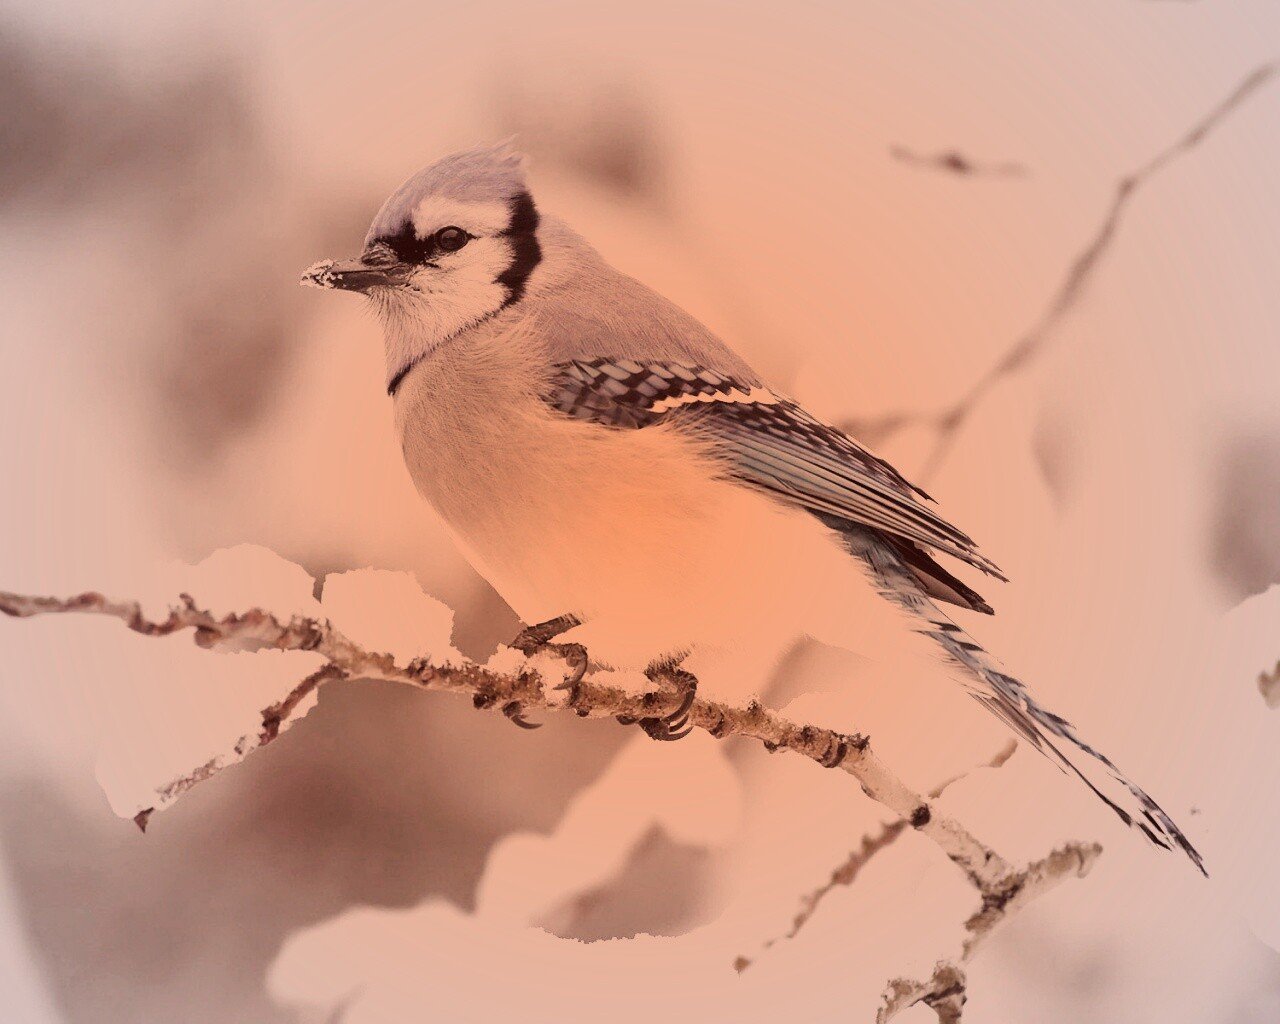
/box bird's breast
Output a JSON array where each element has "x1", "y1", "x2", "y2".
[{"x1": 391, "y1": 341, "x2": 724, "y2": 629}]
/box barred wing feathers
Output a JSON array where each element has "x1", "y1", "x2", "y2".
[{"x1": 546, "y1": 358, "x2": 1004, "y2": 581}]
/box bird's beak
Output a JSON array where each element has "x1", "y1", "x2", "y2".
[{"x1": 300, "y1": 256, "x2": 409, "y2": 294}]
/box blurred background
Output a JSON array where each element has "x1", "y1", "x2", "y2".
[{"x1": 1, "y1": 1, "x2": 1280, "y2": 1021}]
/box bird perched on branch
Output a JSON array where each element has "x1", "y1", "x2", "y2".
[{"x1": 302, "y1": 140, "x2": 1203, "y2": 872}]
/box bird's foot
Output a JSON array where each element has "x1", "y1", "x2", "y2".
[
  {"x1": 508, "y1": 614, "x2": 589, "y2": 717},
  {"x1": 472, "y1": 689, "x2": 543, "y2": 730},
  {"x1": 510, "y1": 614, "x2": 582, "y2": 653},
  {"x1": 623, "y1": 658, "x2": 697, "y2": 741},
  {"x1": 818, "y1": 734, "x2": 849, "y2": 768},
  {"x1": 502, "y1": 701, "x2": 542, "y2": 730}
]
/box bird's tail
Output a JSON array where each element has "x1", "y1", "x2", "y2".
[{"x1": 842, "y1": 528, "x2": 1205, "y2": 874}]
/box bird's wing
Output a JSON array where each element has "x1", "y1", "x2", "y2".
[
  {"x1": 543, "y1": 358, "x2": 1205, "y2": 871},
  {"x1": 543, "y1": 358, "x2": 1005, "y2": 580}
]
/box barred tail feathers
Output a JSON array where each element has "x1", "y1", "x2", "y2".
[{"x1": 843, "y1": 529, "x2": 1205, "y2": 875}]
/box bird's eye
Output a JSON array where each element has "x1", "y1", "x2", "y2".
[{"x1": 434, "y1": 226, "x2": 470, "y2": 253}]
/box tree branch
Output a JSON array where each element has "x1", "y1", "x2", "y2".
[
  {"x1": 844, "y1": 64, "x2": 1277, "y2": 481},
  {"x1": 729, "y1": 732, "x2": 1094, "y2": 1022},
  {"x1": 1258, "y1": 659, "x2": 1280, "y2": 708},
  {"x1": 736, "y1": 740, "x2": 1019, "y2": 972},
  {"x1": 889, "y1": 146, "x2": 1028, "y2": 178},
  {"x1": 0, "y1": 587, "x2": 1015, "y2": 888},
  {"x1": 0, "y1": 586, "x2": 1101, "y2": 1020},
  {"x1": 878, "y1": 840, "x2": 1102, "y2": 1022}
]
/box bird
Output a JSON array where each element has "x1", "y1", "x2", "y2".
[{"x1": 302, "y1": 139, "x2": 1204, "y2": 873}]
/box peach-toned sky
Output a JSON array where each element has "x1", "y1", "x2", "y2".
[{"x1": 1, "y1": 1, "x2": 1279, "y2": 1021}]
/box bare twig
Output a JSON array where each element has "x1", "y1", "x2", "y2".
[
  {"x1": 878, "y1": 841, "x2": 1102, "y2": 1022},
  {"x1": 731, "y1": 738, "x2": 1095, "y2": 1021},
  {"x1": 738, "y1": 741, "x2": 1019, "y2": 969},
  {"x1": 845, "y1": 64, "x2": 1277, "y2": 480},
  {"x1": 1258, "y1": 660, "x2": 1280, "y2": 708},
  {"x1": 889, "y1": 146, "x2": 1028, "y2": 178}
]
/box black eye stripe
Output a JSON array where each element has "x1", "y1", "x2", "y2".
[
  {"x1": 373, "y1": 224, "x2": 471, "y2": 264},
  {"x1": 370, "y1": 192, "x2": 541, "y2": 297},
  {"x1": 376, "y1": 221, "x2": 434, "y2": 264}
]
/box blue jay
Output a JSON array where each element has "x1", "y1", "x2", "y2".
[{"x1": 303, "y1": 140, "x2": 1203, "y2": 872}]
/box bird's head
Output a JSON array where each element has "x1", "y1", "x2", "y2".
[{"x1": 303, "y1": 140, "x2": 542, "y2": 387}]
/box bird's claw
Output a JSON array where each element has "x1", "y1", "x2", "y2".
[
  {"x1": 502, "y1": 701, "x2": 542, "y2": 730},
  {"x1": 549, "y1": 643, "x2": 589, "y2": 689},
  {"x1": 632, "y1": 665, "x2": 697, "y2": 742},
  {"x1": 819, "y1": 736, "x2": 849, "y2": 768},
  {"x1": 638, "y1": 715, "x2": 695, "y2": 742}
]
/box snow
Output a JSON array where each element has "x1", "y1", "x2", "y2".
[
  {"x1": 93, "y1": 644, "x2": 325, "y2": 820},
  {"x1": 321, "y1": 568, "x2": 460, "y2": 664},
  {"x1": 475, "y1": 731, "x2": 742, "y2": 924}
]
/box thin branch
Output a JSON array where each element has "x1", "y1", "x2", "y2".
[
  {"x1": 737, "y1": 741, "x2": 1018, "y2": 970},
  {"x1": 889, "y1": 146, "x2": 1028, "y2": 178},
  {"x1": 1258, "y1": 660, "x2": 1280, "y2": 708},
  {"x1": 845, "y1": 64, "x2": 1277, "y2": 481},
  {"x1": 0, "y1": 587, "x2": 1014, "y2": 891},
  {"x1": 731, "y1": 736, "x2": 1094, "y2": 1021},
  {"x1": 878, "y1": 841, "x2": 1102, "y2": 1022}
]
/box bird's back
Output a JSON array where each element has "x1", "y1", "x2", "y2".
[{"x1": 517, "y1": 216, "x2": 761, "y2": 383}]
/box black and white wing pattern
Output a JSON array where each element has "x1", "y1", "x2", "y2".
[{"x1": 544, "y1": 357, "x2": 1005, "y2": 580}]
